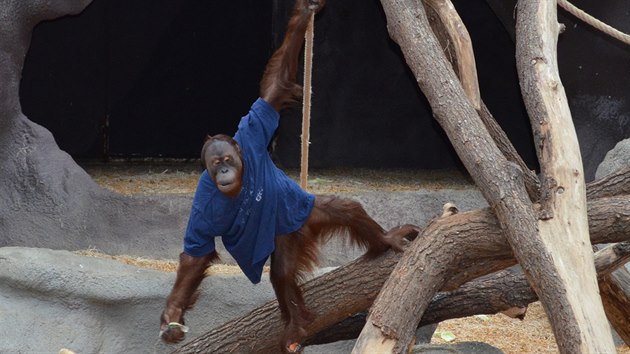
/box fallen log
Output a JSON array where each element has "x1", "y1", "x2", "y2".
[
  {"x1": 308, "y1": 266, "x2": 536, "y2": 345},
  {"x1": 587, "y1": 166, "x2": 630, "y2": 200},
  {"x1": 310, "y1": 241, "x2": 630, "y2": 345},
  {"x1": 595, "y1": 242, "x2": 630, "y2": 278},
  {"x1": 589, "y1": 179, "x2": 630, "y2": 345},
  {"x1": 600, "y1": 268, "x2": 630, "y2": 345}
]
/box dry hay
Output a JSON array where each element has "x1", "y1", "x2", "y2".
[
  {"x1": 433, "y1": 302, "x2": 558, "y2": 353},
  {"x1": 434, "y1": 303, "x2": 630, "y2": 354},
  {"x1": 80, "y1": 160, "x2": 474, "y2": 195},
  {"x1": 75, "y1": 248, "x2": 180, "y2": 272},
  {"x1": 74, "y1": 248, "x2": 268, "y2": 276},
  {"x1": 80, "y1": 161, "x2": 630, "y2": 353}
]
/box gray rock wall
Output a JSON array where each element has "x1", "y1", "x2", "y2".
[
  {"x1": 3, "y1": 188, "x2": 487, "y2": 265},
  {"x1": 0, "y1": 247, "x2": 276, "y2": 353},
  {"x1": 595, "y1": 138, "x2": 630, "y2": 180},
  {"x1": 0, "y1": 245, "x2": 502, "y2": 354},
  {"x1": 0, "y1": 189, "x2": 488, "y2": 353}
]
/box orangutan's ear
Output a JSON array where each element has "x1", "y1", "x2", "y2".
[
  {"x1": 234, "y1": 141, "x2": 241, "y2": 155},
  {"x1": 200, "y1": 135, "x2": 213, "y2": 170}
]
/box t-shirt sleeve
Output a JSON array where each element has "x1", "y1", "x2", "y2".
[
  {"x1": 183, "y1": 171, "x2": 217, "y2": 257},
  {"x1": 234, "y1": 98, "x2": 279, "y2": 151},
  {"x1": 183, "y1": 207, "x2": 216, "y2": 256}
]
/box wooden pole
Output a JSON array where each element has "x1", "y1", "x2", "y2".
[{"x1": 300, "y1": 13, "x2": 314, "y2": 190}]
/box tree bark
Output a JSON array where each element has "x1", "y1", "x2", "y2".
[
  {"x1": 310, "y1": 241, "x2": 630, "y2": 346},
  {"x1": 478, "y1": 102, "x2": 540, "y2": 201},
  {"x1": 354, "y1": 1, "x2": 532, "y2": 351},
  {"x1": 172, "y1": 251, "x2": 402, "y2": 353},
  {"x1": 586, "y1": 166, "x2": 630, "y2": 200},
  {"x1": 595, "y1": 240, "x2": 630, "y2": 346},
  {"x1": 515, "y1": 0, "x2": 614, "y2": 352},
  {"x1": 423, "y1": 0, "x2": 540, "y2": 200},
  {"x1": 173, "y1": 186, "x2": 630, "y2": 353},
  {"x1": 352, "y1": 0, "x2": 604, "y2": 351},
  {"x1": 600, "y1": 268, "x2": 630, "y2": 345},
  {"x1": 594, "y1": 242, "x2": 630, "y2": 278},
  {"x1": 309, "y1": 266, "x2": 535, "y2": 345},
  {"x1": 422, "y1": 0, "x2": 481, "y2": 111}
]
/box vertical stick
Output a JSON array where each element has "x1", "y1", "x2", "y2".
[
  {"x1": 300, "y1": 12, "x2": 314, "y2": 190},
  {"x1": 516, "y1": 0, "x2": 614, "y2": 351}
]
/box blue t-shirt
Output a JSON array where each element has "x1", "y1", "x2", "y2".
[{"x1": 183, "y1": 98, "x2": 316, "y2": 284}]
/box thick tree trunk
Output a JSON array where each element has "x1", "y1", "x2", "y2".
[
  {"x1": 173, "y1": 182, "x2": 630, "y2": 353},
  {"x1": 515, "y1": 0, "x2": 614, "y2": 352},
  {"x1": 352, "y1": 0, "x2": 607, "y2": 351}
]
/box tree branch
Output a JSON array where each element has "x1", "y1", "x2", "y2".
[
  {"x1": 173, "y1": 188, "x2": 630, "y2": 353},
  {"x1": 513, "y1": 0, "x2": 614, "y2": 351},
  {"x1": 422, "y1": 0, "x2": 481, "y2": 110},
  {"x1": 353, "y1": 0, "x2": 605, "y2": 351},
  {"x1": 310, "y1": 241, "x2": 630, "y2": 346}
]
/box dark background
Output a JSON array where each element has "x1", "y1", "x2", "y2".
[{"x1": 19, "y1": 0, "x2": 630, "y2": 179}]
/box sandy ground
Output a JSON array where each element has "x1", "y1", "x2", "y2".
[{"x1": 80, "y1": 160, "x2": 630, "y2": 354}]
